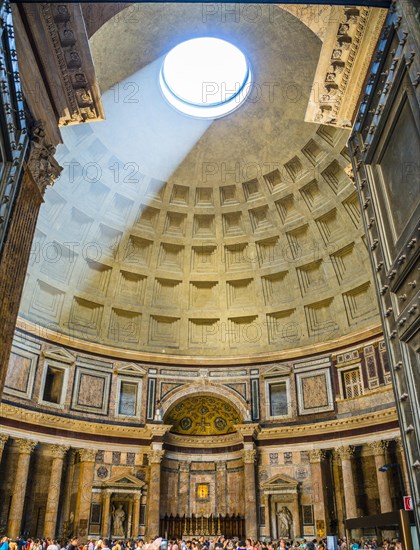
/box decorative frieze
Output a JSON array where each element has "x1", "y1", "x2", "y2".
[{"x1": 27, "y1": 123, "x2": 62, "y2": 194}]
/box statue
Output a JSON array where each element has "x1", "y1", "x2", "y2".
[
  {"x1": 112, "y1": 503, "x2": 126, "y2": 536},
  {"x1": 277, "y1": 506, "x2": 293, "y2": 538}
]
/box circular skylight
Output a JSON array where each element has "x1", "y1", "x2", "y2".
[{"x1": 160, "y1": 37, "x2": 252, "y2": 118}]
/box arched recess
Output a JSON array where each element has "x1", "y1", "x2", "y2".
[{"x1": 160, "y1": 384, "x2": 248, "y2": 426}]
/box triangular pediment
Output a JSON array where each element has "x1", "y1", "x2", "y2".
[
  {"x1": 114, "y1": 362, "x2": 147, "y2": 377},
  {"x1": 261, "y1": 473, "x2": 299, "y2": 490},
  {"x1": 263, "y1": 364, "x2": 292, "y2": 377},
  {"x1": 103, "y1": 472, "x2": 145, "y2": 488},
  {"x1": 43, "y1": 346, "x2": 75, "y2": 364}
]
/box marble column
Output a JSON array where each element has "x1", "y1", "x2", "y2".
[
  {"x1": 336, "y1": 446, "x2": 357, "y2": 519},
  {"x1": 133, "y1": 494, "x2": 141, "y2": 538},
  {"x1": 61, "y1": 449, "x2": 76, "y2": 537},
  {"x1": 332, "y1": 450, "x2": 345, "y2": 535},
  {"x1": 216, "y1": 461, "x2": 227, "y2": 516},
  {"x1": 7, "y1": 439, "x2": 37, "y2": 538},
  {"x1": 242, "y1": 448, "x2": 258, "y2": 541},
  {"x1": 146, "y1": 448, "x2": 165, "y2": 539},
  {"x1": 368, "y1": 440, "x2": 392, "y2": 513},
  {"x1": 263, "y1": 493, "x2": 271, "y2": 539},
  {"x1": 178, "y1": 461, "x2": 190, "y2": 516},
  {"x1": 309, "y1": 449, "x2": 327, "y2": 537},
  {"x1": 0, "y1": 434, "x2": 9, "y2": 464},
  {"x1": 127, "y1": 499, "x2": 134, "y2": 537},
  {"x1": 101, "y1": 491, "x2": 111, "y2": 538},
  {"x1": 44, "y1": 445, "x2": 69, "y2": 538},
  {"x1": 396, "y1": 437, "x2": 410, "y2": 495},
  {"x1": 75, "y1": 448, "x2": 96, "y2": 538}
]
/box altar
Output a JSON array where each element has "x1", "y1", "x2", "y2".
[{"x1": 160, "y1": 514, "x2": 245, "y2": 539}]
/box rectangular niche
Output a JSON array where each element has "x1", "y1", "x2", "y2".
[
  {"x1": 321, "y1": 160, "x2": 348, "y2": 194},
  {"x1": 284, "y1": 156, "x2": 305, "y2": 182},
  {"x1": 299, "y1": 180, "x2": 325, "y2": 212},
  {"x1": 188, "y1": 318, "x2": 220, "y2": 348},
  {"x1": 275, "y1": 194, "x2": 303, "y2": 225},
  {"x1": 304, "y1": 298, "x2": 338, "y2": 340},
  {"x1": 264, "y1": 169, "x2": 286, "y2": 194},
  {"x1": 29, "y1": 279, "x2": 65, "y2": 324},
  {"x1": 226, "y1": 278, "x2": 255, "y2": 308},
  {"x1": 117, "y1": 379, "x2": 141, "y2": 417},
  {"x1": 330, "y1": 243, "x2": 357, "y2": 284},
  {"x1": 108, "y1": 308, "x2": 141, "y2": 343},
  {"x1": 40, "y1": 241, "x2": 78, "y2": 284},
  {"x1": 261, "y1": 272, "x2": 291, "y2": 306},
  {"x1": 79, "y1": 259, "x2": 112, "y2": 295},
  {"x1": 220, "y1": 185, "x2": 239, "y2": 205},
  {"x1": 170, "y1": 184, "x2": 189, "y2": 206},
  {"x1": 69, "y1": 297, "x2": 104, "y2": 337},
  {"x1": 4, "y1": 347, "x2": 38, "y2": 399},
  {"x1": 193, "y1": 214, "x2": 216, "y2": 238},
  {"x1": 190, "y1": 281, "x2": 218, "y2": 308},
  {"x1": 135, "y1": 205, "x2": 160, "y2": 232},
  {"x1": 148, "y1": 315, "x2": 180, "y2": 347},
  {"x1": 342, "y1": 192, "x2": 361, "y2": 228},
  {"x1": 243, "y1": 178, "x2": 263, "y2": 201},
  {"x1": 249, "y1": 205, "x2": 273, "y2": 233},
  {"x1": 266, "y1": 309, "x2": 297, "y2": 344},
  {"x1": 222, "y1": 211, "x2": 245, "y2": 236},
  {"x1": 315, "y1": 207, "x2": 346, "y2": 245},
  {"x1": 256, "y1": 237, "x2": 283, "y2": 268},
  {"x1": 286, "y1": 224, "x2": 311, "y2": 260},
  {"x1": 224, "y1": 243, "x2": 252, "y2": 272},
  {"x1": 191, "y1": 245, "x2": 217, "y2": 273},
  {"x1": 96, "y1": 224, "x2": 123, "y2": 259},
  {"x1": 301, "y1": 139, "x2": 325, "y2": 166},
  {"x1": 124, "y1": 235, "x2": 153, "y2": 267},
  {"x1": 115, "y1": 271, "x2": 147, "y2": 304},
  {"x1": 228, "y1": 315, "x2": 259, "y2": 347},
  {"x1": 158, "y1": 243, "x2": 184, "y2": 273},
  {"x1": 152, "y1": 278, "x2": 181, "y2": 308},
  {"x1": 195, "y1": 187, "x2": 214, "y2": 207},
  {"x1": 342, "y1": 282, "x2": 376, "y2": 326},
  {"x1": 316, "y1": 125, "x2": 341, "y2": 147},
  {"x1": 164, "y1": 211, "x2": 187, "y2": 237},
  {"x1": 39, "y1": 360, "x2": 69, "y2": 408},
  {"x1": 71, "y1": 366, "x2": 111, "y2": 415},
  {"x1": 296, "y1": 260, "x2": 327, "y2": 297}
]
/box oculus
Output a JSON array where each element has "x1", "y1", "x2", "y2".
[{"x1": 160, "y1": 37, "x2": 252, "y2": 118}]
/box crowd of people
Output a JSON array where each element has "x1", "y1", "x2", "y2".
[{"x1": 0, "y1": 534, "x2": 405, "y2": 550}]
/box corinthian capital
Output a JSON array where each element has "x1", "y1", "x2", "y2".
[
  {"x1": 50, "y1": 444, "x2": 70, "y2": 459},
  {"x1": 242, "y1": 449, "x2": 257, "y2": 464},
  {"x1": 367, "y1": 440, "x2": 389, "y2": 456},
  {"x1": 28, "y1": 122, "x2": 62, "y2": 194},
  {"x1": 0, "y1": 434, "x2": 9, "y2": 449},
  {"x1": 148, "y1": 449, "x2": 165, "y2": 464},
  {"x1": 335, "y1": 445, "x2": 354, "y2": 461},
  {"x1": 309, "y1": 449, "x2": 326, "y2": 463},
  {"x1": 16, "y1": 438, "x2": 37, "y2": 455},
  {"x1": 78, "y1": 448, "x2": 97, "y2": 462}
]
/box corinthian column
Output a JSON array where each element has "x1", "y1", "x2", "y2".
[
  {"x1": 336, "y1": 446, "x2": 357, "y2": 519},
  {"x1": 133, "y1": 494, "x2": 141, "y2": 538},
  {"x1": 242, "y1": 448, "x2": 258, "y2": 541},
  {"x1": 216, "y1": 461, "x2": 227, "y2": 516},
  {"x1": 7, "y1": 439, "x2": 37, "y2": 537},
  {"x1": 146, "y1": 448, "x2": 165, "y2": 539},
  {"x1": 0, "y1": 434, "x2": 9, "y2": 464},
  {"x1": 75, "y1": 448, "x2": 96, "y2": 538},
  {"x1": 178, "y1": 461, "x2": 191, "y2": 516},
  {"x1": 44, "y1": 445, "x2": 69, "y2": 538},
  {"x1": 368, "y1": 440, "x2": 392, "y2": 513},
  {"x1": 309, "y1": 449, "x2": 327, "y2": 537}
]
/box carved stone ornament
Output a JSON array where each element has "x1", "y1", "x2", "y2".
[
  {"x1": 148, "y1": 449, "x2": 165, "y2": 464},
  {"x1": 242, "y1": 448, "x2": 257, "y2": 464},
  {"x1": 335, "y1": 445, "x2": 354, "y2": 461},
  {"x1": 0, "y1": 434, "x2": 9, "y2": 448},
  {"x1": 367, "y1": 440, "x2": 389, "y2": 456},
  {"x1": 16, "y1": 438, "x2": 38, "y2": 454},
  {"x1": 27, "y1": 122, "x2": 63, "y2": 194},
  {"x1": 78, "y1": 448, "x2": 97, "y2": 462},
  {"x1": 50, "y1": 444, "x2": 70, "y2": 459},
  {"x1": 309, "y1": 449, "x2": 326, "y2": 463}
]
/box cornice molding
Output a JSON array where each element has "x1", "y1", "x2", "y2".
[{"x1": 27, "y1": 122, "x2": 63, "y2": 194}]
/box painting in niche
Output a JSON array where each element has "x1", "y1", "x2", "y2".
[
  {"x1": 302, "y1": 373, "x2": 328, "y2": 409},
  {"x1": 196, "y1": 483, "x2": 210, "y2": 501}
]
